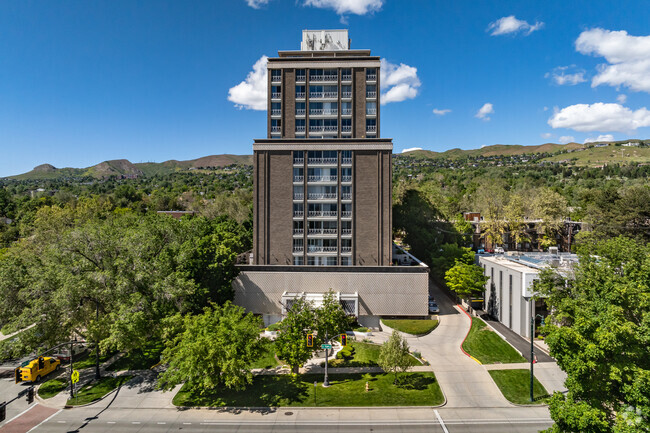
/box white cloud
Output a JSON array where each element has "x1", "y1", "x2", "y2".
[
  {"x1": 487, "y1": 15, "x2": 544, "y2": 36},
  {"x1": 584, "y1": 134, "x2": 614, "y2": 144},
  {"x1": 546, "y1": 65, "x2": 587, "y2": 85},
  {"x1": 475, "y1": 103, "x2": 494, "y2": 121},
  {"x1": 380, "y1": 59, "x2": 421, "y2": 104},
  {"x1": 617, "y1": 94, "x2": 627, "y2": 103},
  {"x1": 543, "y1": 106, "x2": 549, "y2": 111},
  {"x1": 246, "y1": 0, "x2": 269, "y2": 8},
  {"x1": 541, "y1": 132, "x2": 553, "y2": 139},
  {"x1": 401, "y1": 147, "x2": 422, "y2": 153},
  {"x1": 303, "y1": 0, "x2": 382, "y2": 15},
  {"x1": 548, "y1": 102, "x2": 650, "y2": 133},
  {"x1": 558, "y1": 136, "x2": 575, "y2": 144},
  {"x1": 432, "y1": 108, "x2": 451, "y2": 116},
  {"x1": 576, "y1": 28, "x2": 650, "y2": 93},
  {"x1": 227, "y1": 55, "x2": 268, "y2": 111}
]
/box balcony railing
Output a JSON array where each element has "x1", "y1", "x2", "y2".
[
  {"x1": 308, "y1": 228, "x2": 337, "y2": 235},
  {"x1": 366, "y1": 125, "x2": 377, "y2": 132},
  {"x1": 341, "y1": 125, "x2": 351, "y2": 132},
  {"x1": 293, "y1": 175, "x2": 304, "y2": 182},
  {"x1": 309, "y1": 125, "x2": 323, "y2": 132},
  {"x1": 309, "y1": 75, "x2": 324, "y2": 81},
  {"x1": 271, "y1": 109, "x2": 281, "y2": 116},
  {"x1": 296, "y1": 74, "x2": 306, "y2": 82},
  {"x1": 366, "y1": 91, "x2": 377, "y2": 98},
  {"x1": 341, "y1": 74, "x2": 352, "y2": 81},
  {"x1": 341, "y1": 108, "x2": 352, "y2": 115},
  {"x1": 341, "y1": 246, "x2": 352, "y2": 253},
  {"x1": 310, "y1": 109, "x2": 338, "y2": 116},
  {"x1": 341, "y1": 229, "x2": 352, "y2": 235},
  {"x1": 308, "y1": 157, "x2": 338, "y2": 164},
  {"x1": 342, "y1": 158, "x2": 352, "y2": 164},
  {"x1": 308, "y1": 175, "x2": 337, "y2": 182},
  {"x1": 271, "y1": 74, "x2": 281, "y2": 83},
  {"x1": 324, "y1": 125, "x2": 338, "y2": 132},
  {"x1": 293, "y1": 193, "x2": 304, "y2": 200},
  {"x1": 308, "y1": 193, "x2": 337, "y2": 200},
  {"x1": 271, "y1": 126, "x2": 281, "y2": 133},
  {"x1": 293, "y1": 229, "x2": 304, "y2": 235},
  {"x1": 293, "y1": 246, "x2": 304, "y2": 253},
  {"x1": 323, "y1": 91, "x2": 338, "y2": 98},
  {"x1": 341, "y1": 211, "x2": 352, "y2": 218},
  {"x1": 309, "y1": 92, "x2": 323, "y2": 99},
  {"x1": 296, "y1": 126, "x2": 306, "y2": 133},
  {"x1": 366, "y1": 74, "x2": 377, "y2": 81},
  {"x1": 294, "y1": 211, "x2": 304, "y2": 217},
  {"x1": 366, "y1": 108, "x2": 377, "y2": 115},
  {"x1": 308, "y1": 246, "x2": 337, "y2": 253},
  {"x1": 271, "y1": 92, "x2": 281, "y2": 99},
  {"x1": 341, "y1": 175, "x2": 352, "y2": 182},
  {"x1": 293, "y1": 158, "x2": 304, "y2": 165},
  {"x1": 296, "y1": 108, "x2": 306, "y2": 115},
  {"x1": 341, "y1": 193, "x2": 352, "y2": 200},
  {"x1": 296, "y1": 92, "x2": 305, "y2": 99},
  {"x1": 308, "y1": 210, "x2": 337, "y2": 217},
  {"x1": 341, "y1": 92, "x2": 352, "y2": 98}
]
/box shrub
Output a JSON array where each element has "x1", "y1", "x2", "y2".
[
  {"x1": 336, "y1": 346, "x2": 354, "y2": 360},
  {"x1": 266, "y1": 322, "x2": 282, "y2": 332},
  {"x1": 354, "y1": 327, "x2": 369, "y2": 333}
]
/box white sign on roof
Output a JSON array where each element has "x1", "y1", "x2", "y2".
[{"x1": 301, "y1": 29, "x2": 349, "y2": 51}]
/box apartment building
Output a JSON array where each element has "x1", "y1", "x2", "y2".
[{"x1": 235, "y1": 30, "x2": 428, "y2": 326}]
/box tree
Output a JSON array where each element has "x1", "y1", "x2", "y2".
[
  {"x1": 275, "y1": 297, "x2": 316, "y2": 374},
  {"x1": 430, "y1": 243, "x2": 474, "y2": 281},
  {"x1": 504, "y1": 193, "x2": 530, "y2": 247},
  {"x1": 538, "y1": 237, "x2": 650, "y2": 433},
  {"x1": 444, "y1": 262, "x2": 489, "y2": 299},
  {"x1": 157, "y1": 302, "x2": 267, "y2": 393},
  {"x1": 314, "y1": 290, "x2": 349, "y2": 346},
  {"x1": 378, "y1": 330, "x2": 412, "y2": 384},
  {"x1": 531, "y1": 188, "x2": 568, "y2": 249}
]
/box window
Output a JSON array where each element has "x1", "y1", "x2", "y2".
[
  {"x1": 271, "y1": 102, "x2": 281, "y2": 116},
  {"x1": 271, "y1": 119, "x2": 281, "y2": 133},
  {"x1": 341, "y1": 150, "x2": 352, "y2": 162},
  {"x1": 341, "y1": 85, "x2": 352, "y2": 98},
  {"x1": 296, "y1": 102, "x2": 305, "y2": 115},
  {"x1": 296, "y1": 69, "x2": 306, "y2": 81},
  {"x1": 341, "y1": 101, "x2": 352, "y2": 115},
  {"x1": 293, "y1": 220, "x2": 303, "y2": 235},
  {"x1": 309, "y1": 69, "x2": 323, "y2": 80},
  {"x1": 293, "y1": 185, "x2": 304, "y2": 200},
  {"x1": 295, "y1": 118, "x2": 305, "y2": 132},
  {"x1": 341, "y1": 167, "x2": 352, "y2": 182},
  {"x1": 293, "y1": 256, "x2": 304, "y2": 265},
  {"x1": 295, "y1": 85, "x2": 305, "y2": 98},
  {"x1": 366, "y1": 101, "x2": 377, "y2": 115},
  {"x1": 366, "y1": 68, "x2": 377, "y2": 80},
  {"x1": 366, "y1": 118, "x2": 376, "y2": 133},
  {"x1": 323, "y1": 69, "x2": 337, "y2": 80},
  {"x1": 293, "y1": 202, "x2": 304, "y2": 217},
  {"x1": 341, "y1": 185, "x2": 351, "y2": 200},
  {"x1": 341, "y1": 68, "x2": 352, "y2": 81},
  {"x1": 271, "y1": 85, "x2": 281, "y2": 98},
  {"x1": 366, "y1": 84, "x2": 377, "y2": 98},
  {"x1": 341, "y1": 238, "x2": 351, "y2": 253},
  {"x1": 293, "y1": 238, "x2": 303, "y2": 252},
  {"x1": 293, "y1": 151, "x2": 304, "y2": 164},
  {"x1": 271, "y1": 69, "x2": 281, "y2": 81}
]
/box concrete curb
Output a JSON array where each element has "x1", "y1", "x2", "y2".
[
  {"x1": 63, "y1": 373, "x2": 135, "y2": 409},
  {"x1": 458, "y1": 306, "x2": 482, "y2": 365},
  {"x1": 173, "y1": 402, "x2": 448, "y2": 410}
]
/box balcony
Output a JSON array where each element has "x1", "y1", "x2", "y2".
[
  {"x1": 366, "y1": 125, "x2": 377, "y2": 133},
  {"x1": 341, "y1": 74, "x2": 352, "y2": 82},
  {"x1": 308, "y1": 175, "x2": 337, "y2": 182},
  {"x1": 271, "y1": 109, "x2": 281, "y2": 116},
  {"x1": 342, "y1": 158, "x2": 352, "y2": 165},
  {"x1": 293, "y1": 246, "x2": 304, "y2": 253},
  {"x1": 296, "y1": 108, "x2": 306, "y2": 116},
  {"x1": 293, "y1": 158, "x2": 304, "y2": 165},
  {"x1": 271, "y1": 74, "x2": 281, "y2": 83},
  {"x1": 323, "y1": 91, "x2": 338, "y2": 99},
  {"x1": 366, "y1": 91, "x2": 377, "y2": 98},
  {"x1": 293, "y1": 193, "x2": 304, "y2": 200},
  {"x1": 293, "y1": 175, "x2": 304, "y2": 182},
  {"x1": 271, "y1": 126, "x2": 281, "y2": 133},
  {"x1": 308, "y1": 228, "x2": 337, "y2": 235},
  {"x1": 308, "y1": 192, "x2": 337, "y2": 200},
  {"x1": 341, "y1": 175, "x2": 352, "y2": 182},
  {"x1": 366, "y1": 74, "x2": 377, "y2": 81},
  {"x1": 293, "y1": 211, "x2": 304, "y2": 218},
  {"x1": 309, "y1": 75, "x2": 324, "y2": 82},
  {"x1": 308, "y1": 246, "x2": 337, "y2": 253},
  {"x1": 341, "y1": 92, "x2": 352, "y2": 98},
  {"x1": 342, "y1": 229, "x2": 352, "y2": 235},
  {"x1": 341, "y1": 125, "x2": 351, "y2": 132},
  {"x1": 308, "y1": 157, "x2": 338, "y2": 165},
  {"x1": 341, "y1": 108, "x2": 352, "y2": 115},
  {"x1": 293, "y1": 229, "x2": 304, "y2": 235},
  {"x1": 309, "y1": 125, "x2": 323, "y2": 133},
  {"x1": 341, "y1": 246, "x2": 352, "y2": 253},
  {"x1": 308, "y1": 210, "x2": 337, "y2": 217},
  {"x1": 324, "y1": 125, "x2": 338, "y2": 132},
  {"x1": 271, "y1": 92, "x2": 281, "y2": 99},
  {"x1": 296, "y1": 74, "x2": 306, "y2": 82},
  {"x1": 341, "y1": 211, "x2": 352, "y2": 218},
  {"x1": 341, "y1": 193, "x2": 352, "y2": 200},
  {"x1": 309, "y1": 92, "x2": 323, "y2": 99},
  {"x1": 296, "y1": 92, "x2": 306, "y2": 99},
  {"x1": 366, "y1": 108, "x2": 377, "y2": 115},
  {"x1": 296, "y1": 126, "x2": 306, "y2": 133}
]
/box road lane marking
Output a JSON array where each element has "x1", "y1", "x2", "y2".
[
  {"x1": 157, "y1": 422, "x2": 166, "y2": 424},
  {"x1": 107, "y1": 421, "x2": 116, "y2": 424},
  {"x1": 434, "y1": 410, "x2": 449, "y2": 433},
  {"x1": 26, "y1": 409, "x2": 62, "y2": 433},
  {"x1": 3, "y1": 404, "x2": 37, "y2": 424}
]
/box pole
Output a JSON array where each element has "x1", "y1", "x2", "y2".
[
  {"x1": 530, "y1": 299, "x2": 535, "y2": 403},
  {"x1": 69, "y1": 341, "x2": 74, "y2": 399},
  {"x1": 323, "y1": 331, "x2": 329, "y2": 387},
  {"x1": 95, "y1": 302, "x2": 100, "y2": 380}
]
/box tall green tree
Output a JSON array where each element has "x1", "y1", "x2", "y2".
[
  {"x1": 538, "y1": 237, "x2": 650, "y2": 433},
  {"x1": 275, "y1": 297, "x2": 316, "y2": 374},
  {"x1": 444, "y1": 262, "x2": 488, "y2": 299},
  {"x1": 157, "y1": 302, "x2": 267, "y2": 393},
  {"x1": 314, "y1": 290, "x2": 349, "y2": 346},
  {"x1": 378, "y1": 330, "x2": 412, "y2": 384}
]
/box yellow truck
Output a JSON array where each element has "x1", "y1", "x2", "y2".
[{"x1": 14, "y1": 356, "x2": 61, "y2": 383}]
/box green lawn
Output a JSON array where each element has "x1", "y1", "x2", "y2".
[
  {"x1": 250, "y1": 342, "x2": 281, "y2": 369},
  {"x1": 38, "y1": 378, "x2": 68, "y2": 399},
  {"x1": 462, "y1": 318, "x2": 526, "y2": 364},
  {"x1": 326, "y1": 341, "x2": 422, "y2": 368},
  {"x1": 106, "y1": 341, "x2": 164, "y2": 371},
  {"x1": 67, "y1": 375, "x2": 133, "y2": 406},
  {"x1": 381, "y1": 319, "x2": 439, "y2": 335},
  {"x1": 489, "y1": 369, "x2": 549, "y2": 404},
  {"x1": 72, "y1": 350, "x2": 116, "y2": 370},
  {"x1": 173, "y1": 372, "x2": 444, "y2": 407}
]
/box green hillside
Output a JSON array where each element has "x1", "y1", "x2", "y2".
[{"x1": 540, "y1": 145, "x2": 650, "y2": 166}]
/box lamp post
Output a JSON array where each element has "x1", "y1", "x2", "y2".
[
  {"x1": 528, "y1": 297, "x2": 545, "y2": 402},
  {"x1": 80, "y1": 297, "x2": 101, "y2": 380}
]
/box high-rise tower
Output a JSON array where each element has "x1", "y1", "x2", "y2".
[{"x1": 253, "y1": 29, "x2": 392, "y2": 266}]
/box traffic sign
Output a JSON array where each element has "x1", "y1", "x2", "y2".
[
  {"x1": 71, "y1": 370, "x2": 80, "y2": 384},
  {"x1": 321, "y1": 344, "x2": 332, "y2": 349}
]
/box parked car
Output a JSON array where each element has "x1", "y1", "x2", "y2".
[
  {"x1": 477, "y1": 248, "x2": 485, "y2": 254},
  {"x1": 428, "y1": 300, "x2": 439, "y2": 314},
  {"x1": 54, "y1": 343, "x2": 87, "y2": 362},
  {"x1": 494, "y1": 247, "x2": 505, "y2": 254},
  {"x1": 15, "y1": 356, "x2": 61, "y2": 383}
]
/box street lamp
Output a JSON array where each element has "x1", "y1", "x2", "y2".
[{"x1": 527, "y1": 297, "x2": 545, "y2": 402}]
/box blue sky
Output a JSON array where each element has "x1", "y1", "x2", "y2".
[{"x1": 2, "y1": 0, "x2": 650, "y2": 177}]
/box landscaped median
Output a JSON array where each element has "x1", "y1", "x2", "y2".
[
  {"x1": 66, "y1": 375, "x2": 133, "y2": 406},
  {"x1": 323, "y1": 341, "x2": 424, "y2": 368},
  {"x1": 488, "y1": 369, "x2": 549, "y2": 405},
  {"x1": 381, "y1": 319, "x2": 439, "y2": 335},
  {"x1": 173, "y1": 372, "x2": 444, "y2": 407},
  {"x1": 38, "y1": 378, "x2": 68, "y2": 399},
  {"x1": 462, "y1": 317, "x2": 526, "y2": 364}
]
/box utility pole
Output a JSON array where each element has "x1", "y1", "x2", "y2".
[{"x1": 323, "y1": 331, "x2": 330, "y2": 387}]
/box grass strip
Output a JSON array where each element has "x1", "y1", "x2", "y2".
[
  {"x1": 38, "y1": 378, "x2": 68, "y2": 399},
  {"x1": 173, "y1": 372, "x2": 444, "y2": 407},
  {"x1": 250, "y1": 341, "x2": 281, "y2": 369},
  {"x1": 488, "y1": 369, "x2": 549, "y2": 405},
  {"x1": 381, "y1": 319, "x2": 439, "y2": 335},
  {"x1": 72, "y1": 350, "x2": 116, "y2": 370},
  {"x1": 462, "y1": 317, "x2": 526, "y2": 364},
  {"x1": 106, "y1": 341, "x2": 164, "y2": 371},
  {"x1": 326, "y1": 341, "x2": 422, "y2": 367},
  {"x1": 67, "y1": 375, "x2": 133, "y2": 406}
]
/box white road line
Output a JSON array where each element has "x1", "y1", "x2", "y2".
[
  {"x1": 26, "y1": 409, "x2": 62, "y2": 433},
  {"x1": 182, "y1": 422, "x2": 192, "y2": 425},
  {"x1": 57, "y1": 420, "x2": 66, "y2": 423},
  {"x1": 434, "y1": 410, "x2": 449, "y2": 433},
  {"x1": 3, "y1": 404, "x2": 37, "y2": 425},
  {"x1": 157, "y1": 422, "x2": 166, "y2": 424},
  {"x1": 107, "y1": 421, "x2": 116, "y2": 424},
  {"x1": 131, "y1": 421, "x2": 141, "y2": 424}
]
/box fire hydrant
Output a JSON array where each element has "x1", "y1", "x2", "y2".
[{"x1": 365, "y1": 381, "x2": 369, "y2": 392}]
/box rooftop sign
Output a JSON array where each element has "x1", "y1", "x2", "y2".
[{"x1": 301, "y1": 29, "x2": 349, "y2": 51}]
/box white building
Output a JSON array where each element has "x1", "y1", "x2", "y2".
[{"x1": 478, "y1": 252, "x2": 578, "y2": 339}]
